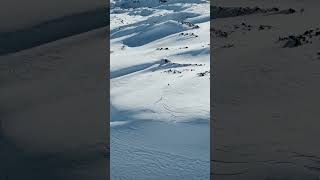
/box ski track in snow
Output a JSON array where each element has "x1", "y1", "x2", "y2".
[
  {"x1": 111, "y1": 121, "x2": 210, "y2": 180},
  {"x1": 110, "y1": 0, "x2": 210, "y2": 179}
]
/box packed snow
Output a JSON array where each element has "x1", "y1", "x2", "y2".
[{"x1": 110, "y1": 0, "x2": 210, "y2": 179}]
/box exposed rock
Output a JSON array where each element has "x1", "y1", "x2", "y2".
[
  {"x1": 197, "y1": 71, "x2": 210, "y2": 77},
  {"x1": 283, "y1": 36, "x2": 302, "y2": 48},
  {"x1": 258, "y1": 25, "x2": 272, "y2": 30},
  {"x1": 211, "y1": 6, "x2": 294, "y2": 19},
  {"x1": 163, "y1": 69, "x2": 182, "y2": 74},
  {"x1": 211, "y1": 28, "x2": 230, "y2": 38},
  {"x1": 278, "y1": 28, "x2": 320, "y2": 48}
]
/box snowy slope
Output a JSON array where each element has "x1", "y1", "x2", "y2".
[
  {"x1": 110, "y1": 0, "x2": 210, "y2": 125},
  {"x1": 211, "y1": 1, "x2": 320, "y2": 179},
  {"x1": 110, "y1": 0, "x2": 210, "y2": 179}
]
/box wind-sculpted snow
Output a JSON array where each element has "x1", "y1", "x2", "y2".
[
  {"x1": 110, "y1": 0, "x2": 209, "y2": 179},
  {"x1": 110, "y1": 0, "x2": 210, "y2": 123},
  {"x1": 111, "y1": 121, "x2": 210, "y2": 180}
]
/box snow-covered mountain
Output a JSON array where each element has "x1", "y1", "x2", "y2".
[
  {"x1": 110, "y1": 0, "x2": 210, "y2": 179},
  {"x1": 110, "y1": 0, "x2": 210, "y2": 124}
]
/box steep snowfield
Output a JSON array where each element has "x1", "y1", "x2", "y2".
[
  {"x1": 211, "y1": 1, "x2": 320, "y2": 179},
  {"x1": 110, "y1": 0, "x2": 210, "y2": 179},
  {"x1": 110, "y1": 0, "x2": 210, "y2": 124}
]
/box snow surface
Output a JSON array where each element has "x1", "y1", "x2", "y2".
[
  {"x1": 211, "y1": 1, "x2": 320, "y2": 179},
  {"x1": 110, "y1": 0, "x2": 210, "y2": 179}
]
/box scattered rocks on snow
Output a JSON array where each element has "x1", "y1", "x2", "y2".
[
  {"x1": 234, "y1": 23, "x2": 272, "y2": 31},
  {"x1": 156, "y1": 47, "x2": 170, "y2": 50},
  {"x1": 211, "y1": 28, "x2": 230, "y2": 38},
  {"x1": 277, "y1": 8, "x2": 296, "y2": 14},
  {"x1": 163, "y1": 69, "x2": 182, "y2": 74},
  {"x1": 180, "y1": 21, "x2": 200, "y2": 29},
  {"x1": 212, "y1": 6, "x2": 278, "y2": 19},
  {"x1": 162, "y1": 68, "x2": 203, "y2": 75},
  {"x1": 197, "y1": 71, "x2": 210, "y2": 77},
  {"x1": 179, "y1": 32, "x2": 199, "y2": 38},
  {"x1": 258, "y1": 25, "x2": 272, "y2": 30},
  {"x1": 192, "y1": 63, "x2": 205, "y2": 66},
  {"x1": 240, "y1": 22, "x2": 253, "y2": 31},
  {"x1": 211, "y1": 6, "x2": 297, "y2": 19},
  {"x1": 179, "y1": 63, "x2": 204, "y2": 67},
  {"x1": 282, "y1": 36, "x2": 303, "y2": 48},
  {"x1": 162, "y1": 58, "x2": 171, "y2": 63},
  {"x1": 278, "y1": 28, "x2": 320, "y2": 48}
]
